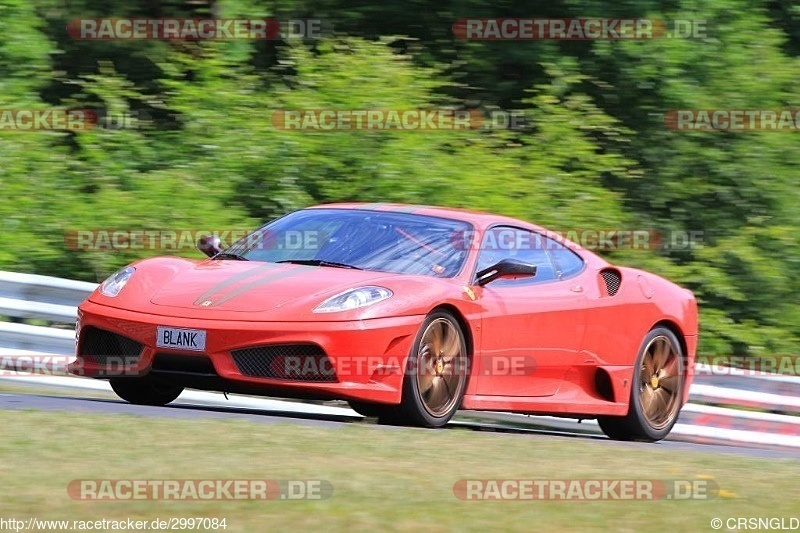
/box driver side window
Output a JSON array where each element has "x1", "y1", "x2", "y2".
[{"x1": 475, "y1": 227, "x2": 557, "y2": 285}]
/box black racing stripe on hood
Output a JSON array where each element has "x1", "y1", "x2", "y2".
[
  {"x1": 203, "y1": 265, "x2": 311, "y2": 307},
  {"x1": 192, "y1": 262, "x2": 282, "y2": 306}
]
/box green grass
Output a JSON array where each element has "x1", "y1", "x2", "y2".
[
  {"x1": 0, "y1": 409, "x2": 798, "y2": 532},
  {"x1": 0, "y1": 381, "x2": 115, "y2": 399}
]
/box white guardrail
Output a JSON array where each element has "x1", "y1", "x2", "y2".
[{"x1": 0, "y1": 270, "x2": 798, "y2": 449}]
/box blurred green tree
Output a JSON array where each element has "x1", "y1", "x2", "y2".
[{"x1": 0, "y1": 0, "x2": 797, "y2": 355}]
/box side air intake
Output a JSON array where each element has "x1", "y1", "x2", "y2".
[{"x1": 600, "y1": 269, "x2": 622, "y2": 297}]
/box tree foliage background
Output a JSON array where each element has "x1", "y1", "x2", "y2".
[{"x1": 0, "y1": 0, "x2": 798, "y2": 355}]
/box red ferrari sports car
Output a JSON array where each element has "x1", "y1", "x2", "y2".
[{"x1": 72, "y1": 203, "x2": 697, "y2": 441}]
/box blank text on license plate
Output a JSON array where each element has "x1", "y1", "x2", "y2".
[{"x1": 156, "y1": 326, "x2": 206, "y2": 351}]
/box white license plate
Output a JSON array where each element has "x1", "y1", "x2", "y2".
[{"x1": 156, "y1": 326, "x2": 206, "y2": 352}]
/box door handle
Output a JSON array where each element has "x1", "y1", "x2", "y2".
[{"x1": 570, "y1": 285, "x2": 583, "y2": 293}]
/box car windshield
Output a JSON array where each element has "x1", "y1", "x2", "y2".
[{"x1": 224, "y1": 208, "x2": 472, "y2": 278}]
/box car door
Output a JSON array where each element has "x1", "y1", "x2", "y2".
[{"x1": 473, "y1": 227, "x2": 588, "y2": 397}]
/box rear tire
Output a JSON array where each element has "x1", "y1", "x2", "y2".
[
  {"x1": 110, "y1": 376, "x2": 184, "y2": 406},
  {"x1": 598, "y1": 327, "x2": 685, "y2": 442}
]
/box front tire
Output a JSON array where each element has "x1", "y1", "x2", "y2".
[
  {"x1": 110, "y1": 376, "x2": 184, "y2": 406},
  {"x1": 387, "y1": 311, "x2": 469, "y2": 427},
  {"x1": 598, "y1": 327, "x2": 685, "y2": 442}
]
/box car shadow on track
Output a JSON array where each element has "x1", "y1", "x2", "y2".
[{"x1": 25, "y1": 392, "x2": 610, "y2": 441}]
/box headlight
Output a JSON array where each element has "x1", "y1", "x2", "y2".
[
  {"x1": 100, "y1": 266, "x2": 135, "y2": 297},
  {"x1": 313, "y1": 286, "x2": 392, "y2": 313}
]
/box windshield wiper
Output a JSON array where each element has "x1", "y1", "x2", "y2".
[
  {"x1": 277, "y1": 259, "x2": 362, "y2": 270},
  {"x1": 213, "y1": 252, "x2": 249, "y2": 261}
]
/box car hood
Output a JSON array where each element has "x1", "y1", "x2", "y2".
[{"x1": 148, "y1": 260, "x2": 392, "y2": 312}]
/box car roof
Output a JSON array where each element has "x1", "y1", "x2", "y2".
[{"x1": 306, "y1": 202, "x2": 539, "y2": 232}]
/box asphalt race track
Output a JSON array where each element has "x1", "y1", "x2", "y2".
[{"x1": 1, "y1": 390, "x2": 795, "y2": 460}]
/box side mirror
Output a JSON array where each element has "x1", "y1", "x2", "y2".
[
  {"x1": 475, "y1": 259, "x2": 537, "y2": 286},
  {"x1": 197, "y1": 235, "x2": 222, "y2": 258}
]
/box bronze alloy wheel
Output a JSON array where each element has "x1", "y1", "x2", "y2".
[
  {"x1": 597, "y1": 326, "x2": 685, "y2": 442},
  {"x1": 639, "y1": 335, "x2": 682, "y2": 430},
  {"x1": 414, "y1": 317, "x2": 467, "y2": 417},
  {"x1": 383, "y1": 311, "x2": 469, "y2": 427}
]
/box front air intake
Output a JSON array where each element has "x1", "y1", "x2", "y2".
[
  {"x1": 78, "y1": 326, "x2": 144, "y2": 366},
  {"x1": 231, "y1": 344, "x2": 337, "y2": 382},
  {"x1": 600, "y1": 269, "x2": 622, "y2": 297}
]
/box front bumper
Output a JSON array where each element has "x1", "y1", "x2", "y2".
[{"x1": 72, "y1": 300, "x2": 422, "y2": 404}]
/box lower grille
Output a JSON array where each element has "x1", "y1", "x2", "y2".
[
  {"x1": 152, "y1": 353, "x2": 217, "y2": 375},
  {"x1": 231, "y1": 344, "x2": 337, "y2": 382},
  {"x1": 78, "y1": 326, "x2": 143, "y2": 366}
]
